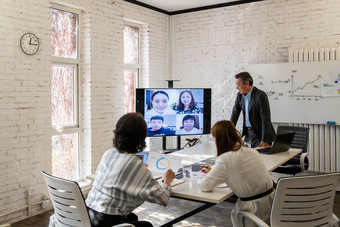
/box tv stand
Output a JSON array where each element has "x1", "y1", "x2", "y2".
[
  {"x1": 161, "y1": 79, "x2": 181, "y2": 154},
  {"x1": 162, "y1": 136, "x2": 181, "y2": 154}
]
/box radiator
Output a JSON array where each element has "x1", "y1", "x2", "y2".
[
  {"x1": 289, "y1": 47, "x2": 340, "y2": 62},
  {"x1": 285, "y1": 47, "x2": 340, "y2": 173},
  {"x1": 274, "y1": 123, "x2": 339, "y2": 172}
]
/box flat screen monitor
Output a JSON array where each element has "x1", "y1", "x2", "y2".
[{"x1": 136, "y1": 88, "x2": 211, "y2": 137}]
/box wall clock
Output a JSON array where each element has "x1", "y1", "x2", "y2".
[{"x1": 20, "y1": 33, "x2": 39, "y2": 55}]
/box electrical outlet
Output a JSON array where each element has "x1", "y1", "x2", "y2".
[
  {"x1": 42, "y1": 194, "x2": 50, "y2": 208},
  {"x1": 42, "y1": 199, "x2": 50, "y2": 208}
]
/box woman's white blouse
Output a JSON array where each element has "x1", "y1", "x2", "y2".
[{"x1": 199, "y1": 146, "x2": 273, "y2": 198}]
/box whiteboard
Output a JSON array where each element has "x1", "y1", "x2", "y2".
[{"x1": 246, "y1": 61, "x2": 340, "y2": 125}]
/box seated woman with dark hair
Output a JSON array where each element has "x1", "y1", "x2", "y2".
[
  {"x1": 176, "y1": 90, "x2": 201, "y2": 114},
  {"x1": 86, "y1": 113, "x2": 175, "y2": 227}
]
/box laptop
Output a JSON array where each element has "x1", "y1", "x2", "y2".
[
  {"x1": 257, "y1": 132, "x2": 296, "y2": 154},
  {"x1": 135, "y1": 152, "x2": 149, "y2": 164}
]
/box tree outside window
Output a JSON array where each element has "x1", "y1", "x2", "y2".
[
  {"x1": 124, "y1": 24, "x2": 140, "y2": 113},
  {"x1": 51, "y1": 7, "x2": 80, "y2": 180}
]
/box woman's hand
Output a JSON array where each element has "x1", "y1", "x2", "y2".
[
  {"x1": 200, "y1": 164, "x2": 211, "y2": 173},
  {"x1": 163, "y1": 169, "x2": 176, "y2": 186}
]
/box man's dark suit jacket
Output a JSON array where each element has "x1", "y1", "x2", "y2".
[{"x1": 230, "y1": 86, "x2": 276, "y2": 145}]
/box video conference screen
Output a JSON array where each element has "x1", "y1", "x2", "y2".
[{"x1": 136, "y1": 88, "x2": 211, "y2": 137}]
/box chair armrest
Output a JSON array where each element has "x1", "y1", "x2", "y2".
[
  {"x1": 300, "y1": 152, "x2": 309, "y2": 172},
  {"x1": 236, "y1": 211, "x2": 270, "y2": 227}
]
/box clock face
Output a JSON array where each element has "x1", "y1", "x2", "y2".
[{"x1": 20, "y1": 33, "x2": 39, "y2": 55}]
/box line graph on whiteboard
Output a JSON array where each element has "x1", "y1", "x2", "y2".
[
  {"x1": 246, "y1": 61, "x2": 340, "y2": 124},
  {"x1": 289, "y1": 71, "x2": 322, "y2": 101},
  {"x1": 258, "y1": 69, "x2": 325, "y2": 101},
  {"x1": 257, "y1": 67, "x2": 340, "y2": 101}
]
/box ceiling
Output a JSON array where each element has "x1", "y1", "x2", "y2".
[{"x1": 124, "y1": 0, "x2": 263, "y2": 15}]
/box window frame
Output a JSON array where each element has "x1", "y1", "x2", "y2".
[
  {"x1": 51, "y1": 63, "x2": 79, "y2": 129},
  {"x1": 124, "y1": 21, "x2": 141, "y2": 113},
  {"x1": 124, "y1": 21, "x2": 141, "y2": 86},
  {"x1": 51, "y1": 4, "x2": 82, "y2": 180}
]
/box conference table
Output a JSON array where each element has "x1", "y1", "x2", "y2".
[
  {"x1": 160, "y1": 141, "x2": 301, "y2": 226},
  {"x1": 87, "y1": 141, "x2": 301, "y2": 227}
]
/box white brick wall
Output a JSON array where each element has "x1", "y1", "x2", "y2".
[
  {"x1": 0, "y1": 0, "x2": 169, "y2": 223},
  {"x1": 171, "y1": 0, "x2": 340, "y2": 127},
  {"x1": 0, "y1": 0, "x2": 52, "y2": 223},
  {"x1": 1, "y1": 0, "x2": 340, "y2": 224}
]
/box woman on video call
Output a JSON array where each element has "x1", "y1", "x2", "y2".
[
  {"x1": 176, "y1": 115, "x2": 202, "y2": 135},
  {"x1": 176, "y1": 90, "x2": 201, "y2": 114},
  {"x1": 199, "y1": 120, "x2": 274, "y2": 226},
  {"x1": 145, "y1": 90, "x2": 175, "y2": 119}
]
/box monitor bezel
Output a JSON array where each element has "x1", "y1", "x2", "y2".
[{"x1": 136, "y1": 88, "x2": 211, "y2": 137}]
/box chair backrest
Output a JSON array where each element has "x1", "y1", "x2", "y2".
[
  {"x1": 271, "y1": 173, "x2": 340, "y2": 227},
  {"x1": 277, "y1": 125, "x2": 309, "y2": 153},
  {"x1": 42, "y1": 171, "x2": 91, "y2": 227}
]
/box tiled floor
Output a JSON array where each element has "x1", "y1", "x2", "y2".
[
  {"x1": 12, "y1": 190, "x2": 340, "y2": 227},
  {"x1": 11, "y1": 172, "x2": 340, "y2": 227},
  {"x1": 134, "y1": 197, "x2": 233, "y2": 227},
  {"x1": 10, "y1": 196, "x2": 234, "y2": 227}
]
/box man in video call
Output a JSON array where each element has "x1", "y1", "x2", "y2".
[
  {"x1": 230, "y1": 71, "x2": 276, "y2": 148},
  {"x1": 147, "y1": 115, "x2": 176, "y2": 137}
]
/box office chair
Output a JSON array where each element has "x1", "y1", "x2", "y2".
[
  {"x1": 273, "y1": 125, "x2": 310, "y2": 175},
  {"x1": 235, "y1": 173, "x2": 340, "y2": 227},
  {"x1": 42, "y1": 171, "x2": 134, "y2": 227}
]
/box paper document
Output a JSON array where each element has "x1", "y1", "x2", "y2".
[
  {"x1": 147, "y1": 152, "x2": 182, "y2": 174},
  {"x1": 156, "y1": 178, "x2": 185, "y2": 187},
  {"x1": 216, "y1": 183, "x2": 228, "y2": 189}
]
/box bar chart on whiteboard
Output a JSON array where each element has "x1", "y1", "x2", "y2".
[
  {"x1": 246, "y1": 61, "x2": 340, "y2": 124},
  {"x1": 321, "y1": 68, "x2": 340, "y2": 97}
]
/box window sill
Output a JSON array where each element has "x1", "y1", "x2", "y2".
[{"x1": 78, "y1": 179, "x2": 92, "y2": 197}]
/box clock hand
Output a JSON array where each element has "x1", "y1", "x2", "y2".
[{"x1": 29, "y1": 38, "x2": 32, "y2": 45}]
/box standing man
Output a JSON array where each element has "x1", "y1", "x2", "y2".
[{"x1": 230, "y1": 72, "x2": 276, "y2": 148}]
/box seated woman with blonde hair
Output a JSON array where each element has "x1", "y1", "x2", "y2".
[{"x1": 199, "y1": 120, "x2": 274, "y2": 226}]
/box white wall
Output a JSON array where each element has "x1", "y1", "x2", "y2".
[
  {"x1": 0, "y1": 0, "x2": 169, "y2": 223},
  {"x1": 170, "y1": 0, "x2": 340, "y2": 126},
  {"x1": 1, "y1": 0, "x2": 340, "y2": 224}
]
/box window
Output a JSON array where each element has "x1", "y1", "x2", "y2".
[
  {"x1": 124, "y1": 23, "x2": 140, "y2": 113},
  {"x1": 51, "y1": 7, "x2": 80, "y2": 180}
]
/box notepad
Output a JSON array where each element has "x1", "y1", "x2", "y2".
[
  {"x1": 157, "y1": 178, "x2": 185, "y2": 187},
  {"x1": 216, "y1": 183, "x2": 228, "y2": 189}
]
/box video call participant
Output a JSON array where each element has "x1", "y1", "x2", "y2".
[
  {"x1": 147, "y1": 115, "x2": 176, "y2": 136},
  {"x1": 176, "y1": 115, "x2": 202, "y2": 135},
  {"x1": 86, "y1": 113, "x2": 175, "y2": 227},
  {"x1": 230, "y1": 72, "x2": 275, "y2": 148},
  {"x1": 176, "y1": 90, "x2": 201, "y2": 114},
  {"x1": 199, "y1": 120, "x2": 274, "y2": 226},
  {"x1": 145, "y1": 91, "x2": 175, "y2": 120}
]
